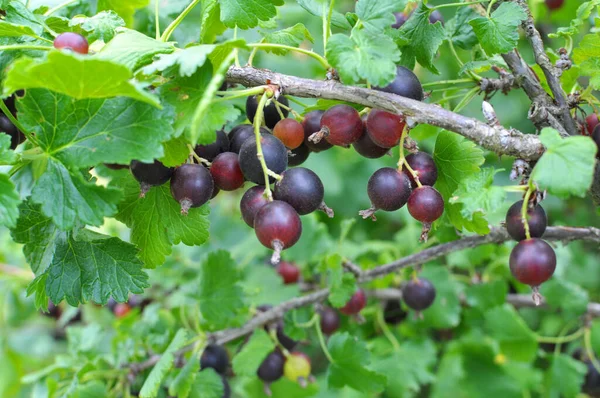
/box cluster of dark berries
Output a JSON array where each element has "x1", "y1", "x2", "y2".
[
  {"x1": 200, "y1": 344, "x2": 231, "y2": 397},
  {"x1": 505, "y1": 199, "x2": 556, "y2": 304}
]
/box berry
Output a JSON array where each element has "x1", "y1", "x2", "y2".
[
  {"x1": 194, "y1": 130, "x2": 230, "y2": 162},
  {"x1": 229, "y1": 125, "x2": 270, "y2": 154},
  {"x1": 586, "y1": 114, "x2": 599, "y2": 134},
  {"x1": 583, "y1": 360, "x2": 600, "y2": 396},
  {"x1": 407, "y1": 186, "x2": 444, "y2": 223},
  {"x1": 256, "y1": 305, "x2": 297, "y2": 350},
  {"x1": 366, "y1": 109, "x2": 405, "y2": 148},
  {"x1": 222, "y1": 376, "x2": 231, "y2": 398},
  {"x1": 43, "y1": 301, "x2": 62, "y2": 319},
  {"x1": 353, "y1": 115, "x2": 389, "y2": 158},
  {"x1": 383, "y1": 300, "x2": 407, "y2": 325},
  {"x1": 238, "y1": 133, "x2": 288, "y2": 185},
  {"x1": 593, "y1": 125, "x2": 600, "y2": 157},
  {"x1": 211, "y1": 186, "x2": 220, "y2": 199},
  {"x1": 210, "y1": 152, "x2": 245, "y2": 191},
  {"x1": 319, "y1": 307, "x2": 340, "y2": 335},
  {"x1": 240, "y1": 186, "x2": 269, "y2": 228},
  {"x1": 403, "y1": 278, "x2": 436, "y2": 311},
  {"x1": 509, "y1": 238, "x2": 556, "y2": 286},
  {"x1": 505, "y1": 200, "x2": 547, "y2": 241},
  {"x1": 288, "y1": 144, "x2": 310, "y2": 166},
  {"x1": 200, "y1": 344, "x2": 230, "y2": 375},
  {"x1": 405, "y1": 152, "x2": 438, "y2": 187},
  {"x1": 284, "y1": 352, "x2": 311, "y2": 384},
  {"x1": 246, "y1": 95, "x2": 289, "y2": 129},
  {"x1": 257, "y1": 350, "x2": 285, "y2": 382},
  {"x1": 376, "y1": 66, "x2": 424, "y2": 101},
  {"x1": 360, "y1": 167, "x2": 412, "y2": 220},
  {"x1": 316, "y1": 105, "x2": 363, "y2": 147},
  {"x1": 340, "y1": 289, "x2": 366, "y2": 315},
  {"x1": 130, "y1": 160, "x2": 174, "y2": 194},
  {"x1": 302, "y1": 110, "x2": 332, "y2": 152},
  {"x1": 273, "y1": 119, "x2": 304, "y2": 150},
  {"x1": 277, "y1": 261, "x2": 300, "y2": 284},
  {"x1": 170, "y1": 164, "x2": 214, "y2": 214},
  {"x1": 128, "y1": 294, "x2": 152, "y2": 310},
  {"x1": 545, "y1": 0, "x2": 564, "y2": 10},
  {"x1": 254, "y1": 201, "x2": 302, "y2": 263},
  {"x1": 53, "y1": 32, "x2": 89, "y2": 54},
  {"x1": 392, "y1": 12, "x2": 408, "y2": 29},
  {"x1": 0, "y1": 115, "x2": 24, "y2": 149},
  {"x1": 114, "y1": 303, "x2": 132, "y2": 318},
  {"x1": 273, "y1": 167, "x2": 330, "y2": 216},
  {"x1": 429, "y1": 10, "x2": 444, "y2": 25}
]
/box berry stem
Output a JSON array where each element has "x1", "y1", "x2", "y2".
[
  {"x1": 273, "y1": 100, "x2": 286, "y2": 120},
  {"x1": 273, "y1": 100, "x2": 302, "y2": 119},
  {"x1": 521, "y1": 185, "x2": 534, "y2": 240},
  {"x1": 247, "y1": 43, "x2": 331, "y2": 69},
  {"x1": 503, "y1": 185, "x2": 529, "y2": 192},
  {"x1": 314, "y1": 315, "x2": 335, "y2": 363},
  {"x1": 0, "y1": 100, "x2": 39, "y2": 146},
  {"x1": 376, "y1": 308, "x2": 400, "y2": 352},
  {"x1": 160, "y1": 0, "x2": 201, "y2": 42},
  {"x1": 584, "y1": 328, "x2": 600, "y2": 376},
  {"x1": 213, "y1": 86, "x2": 268, "y2": 103},
  {"x1": 254, "y1": 91, "x2": 279, "y2": 200},
  {"x1": 187, "y1": 144, "x2": 212, "y2": 166},
  {"x1": 324, "y1": 0, "x2": 335, "y2": 58},
  {"x1": 421, "y1": 78, "x2": 475, "y2": 88},
  {"x1": 535, "y1": 327, "x2": 584, "y2": 344},
  {"x1": 396, "y1": 127, "x2": 422, "y2": 188},
  {"x1": 0, "y1": 44, "x2": 52, "y2": 52}
]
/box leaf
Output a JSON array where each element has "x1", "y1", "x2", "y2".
[
  {"x1": 544, "y1": 354, "x2": 587, "y2": 397},
  {"x1": 219, "y1": 0, "x2": 284, "y2": 29},
  {"x1": 420, "y1": 267, "x2": 463, "y2": 329},
  {"x1": 69, "y1": 11, "x2": 126, "y2": 42},
  {"x1": 232, "y1": 329, "x2": 274, "y2": 377},
  {"x1": 169, "y1": 352, "x2": 200, "y2": 398},
  {"x1": 327, "y1": 332, "x2": 387, "y2": 393},
  {"x1": 197, "y1": 250, "x2": 245, "y2": 329},
  {"x1": 465, "y1": 281, "x2": 508, "y2": 310},
  {"x1": 0, "y1": 174, "x2": 20, "y2": 228},
  {"x1": 0, "y1": 20, "x2": 39, "y2": 38},
  {"x1": 261, "y1": 24, "x2": 314, "y2": 55},
  {"x1": 31, "y1": 159, "x2": 121, "y2": 230},
  {"x1": 143, "y1": 45, "x2": 215, "y2": 77},
  {"x1": 574, "y1": 32, "x2": 600, "y2": 89},
  {"x1": 355, "y1": 0, "x2": 401, "y2": 33},
  {"x1": 450, "y1": 168, "x2": 506, "y2": 226},
  {"x1": 469, "y1": 2, "x2": 527, "y2": 55},
  {"x1": 550, "y1": 1, "x2": 600, "y2": 39},
  {"x1": 324, "y1": 254, "x2": 356, "y2": 308},
  {"x1": 188, "y1": 369, "x2": 224, "y2": 398},
  {"x1": 540, "y1": 278, "x2": 589, "y2": 316},
  {"x1": 326, "y1": 30, "x2": 400, "y2": 87},
  {"x1": 4, "y1": 51, "x2": 160, "y2": 107},
  {"x1": 433, "y1": 131, "x2": 486, "y2": 233},
  {"x1": 97, "y1": 0, "x2": 149, "y2": 27},
  {"x1": 160, "y1": 137, "x2": 190, "y2": 168},
  {"x1": 0, "y1": 134, "x2": 16, "y2": 164},
  {"x1": 530, "y1": 128, "x2": 598, "y2": 198},
  {"x1": 200, "y1": 0, "x2": 227, "y2": 44},
  {"x1": 140, "y1": 329, "x2": 188, "y2": 398},
  {"x1": 113, "y1": 174, "x2": 210, "y2": 268},
  {"x1": 296, "y1": 0, "x2": 351, "y2": 30},
  {"x1": 0, "y1": 1, "x2": 44, "y2": 35},
  {"x1": 18, "y1": 89, "x2": 175, "y2": 168},
  {"x1": 397, "y1": 3, "x2": 445, "y2": 73},
  {"x1": 484, "y1": 305, "x2": 538, "y2": 362},
  {"x1": 446, "y1": 6, "x2": 479, "y2": 50},
  {"x1": 98, "y1": 29, "x2": 174, "y2": 71}
]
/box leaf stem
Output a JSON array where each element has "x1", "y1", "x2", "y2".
[
  {"x1": 43, "y1": 0, "x2": 77, "y2": 16},
  {"x1": 0, "y1": 101, "x2": 38, "y2": 146},
  {"x1": 254, "y1": 92, "x2": 277, "y2": 200},
  {"x1": 433, "y1": 0, "x2": 488, "y2": 10},
  {"x1": 0, "y1": 44, "x2": 52, "y2": 52},
  {"x1": 487, "y1": 0, "x2": 498, "y2": 17},
  {"x1": 536, "y1": 327, "x2": 584, "y2": 344},
  {"x1": 212, "y1": 86, "x2": 267, "y2": 104},
  {"x1": 160, "y1": 0, "x2": 201, "y2": 42},
  {"x1": 285, "y1": 96, "x2": 309, "y2": 109},
  {"x1": 154, "y1": 0, "x2": 161, "y2": 40},
  {"x1": 314, "y1": 315, "x2": 334, "y2": 363},
  {"x1": 453, "y1": 87, "x2": 479, "y2": 112},
  {"x1": 376, "y1": 308, "x2": 400, "y2": 351},
  {"x1": 422, "y1": 78, "x2": 475, "y2": 88},
  {"x1": 521, "y1": 184, "x2": 534, "y2": 240},
  {"x1": 247, "y1": 43, "x2": 331, "y2": 69},
  {"x1": 233, "y1": 27, "x2": 241, "y2": 67},
  {"x1": 503, "y1": 185, "x2": 529, "y2": 192}
]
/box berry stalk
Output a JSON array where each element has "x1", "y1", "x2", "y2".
[
  {"x1": 396, "y1": 127, "x2": 422, "y2": 188},
  {"x1": 0, "y1": 100, "x2": 38, "y2": 146},
  {"x1": 520, "y1": 185, "x2": 534, "y2": 240},
  {"x1": 314, "y1": 314, "x2": 334, "y2": 363},
  {"x1": 254, "y1": 92, "x2": 281, "y2": 201}
]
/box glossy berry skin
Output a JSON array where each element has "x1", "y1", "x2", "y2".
[
  {"x1": 593, "y1": 125, "x2": 600, "y2": 157},
  {"x1": 246, "y1": 95, "x2": 289, "y2": 129},
  {"x1": 340, "y1": 289, "x2": 367, "y2": 315},
  {"x1": 284, "y1": 352, "x2": 311, "y2": 383},
  {"x1": 429, "y1": 10, "x2": 444, "y2": 25},
  {"x1": 195, "y1": 130, "x2": 230, "y2": 162},
  {"x1": 545, "y1": 0, "x2": 564, "y2": 10},
  {"x1": 0, "y1": 115, "x2": 24, "y2": 149},
  {"x1": 353, "y1": 116, "x2": 389, "y2": 158},
  {"x1": 240, "y1": 186, "x2": 269, "y2": 228},
  {"x1": 391, "y1": 12, "x2": 408, "y2": 29},
  {"x1": 53, "y1": 32, "x2": 89, "y2": 54},
  {"x1": 131, "y1": 160, "x2": 174, "y2": 187},
  {"x1": 113, "y1": 303, "x2": 132, "y2": 318},
  {"x1": 229, "y1": 125, "x2": 270, "y2": 154},
  {"x1": 288, "y1": 144, "x2": 310, "y2": 166},
  {"x1": 257, "y1": 350, "x2": 285, "y2": 382},
  {"x1": 403, "y1": 278, "x2": 436, "y2": 311},
  {"x1": 302, "y1": 110, "x2": 332, "y2": 152},
  {"x1": 210, "y1": 152, "x2": 245, "y2": 191},
  {"x1": 509, "y1": 238, "x2": 556, "y2": 286},
  {"x1": 200, "y1": 344, "x2": 229, "y2": 375},
  {"x1": 320, "y1": 105, "x2": 363, "y2": 147},
  {"x1": 254, "y1": 201, "x2": 302, "y2": 250},
  {"x1": 273, "y1": 167, "x2": 324, "y2": 215},
  {"x1": 366, "y1": 109, "x2": 405, "y2": 148},
  {"x1": 277, "y1": 261, "x2": 300, "y2": 284},
  {"x1": 376, "y1": 66, "x2": 424, "y2": 101},
  {"x1": 367, "y1": 167, "x2": 412, "y2": 211},
  {"x1": 407, "y1": 186, "x2": 444, "y2": 223},
  {"x1": 170, "y1": 164, "x2": 214, "y2": 214},
  {"x1": 319, "y1": 307, "x2": 340, "y2": 335},
  {"x1": 505, "y1": 200, "x2": 547, "y2": 241},
  {"x1": 238, "y1": 133, "x2": 288, "y2": 184},
  {"x1": 273, "y1": 119, "x2": 305, "y2": 149},
  {"x1": 383, "y1": 300, "x2": 407, "y2": 325},
  {"x1": 405, "y1": 152, "x2": 438, "y2": 187},
  {"x1": 586, "y1": 114, "x2": 599, "y2": 134}
]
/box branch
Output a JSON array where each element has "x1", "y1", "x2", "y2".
[{"x1": 226, "y1": 66, "x2": 545, "y2": 161}]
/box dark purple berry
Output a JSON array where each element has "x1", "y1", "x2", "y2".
[
  {"x1": 429, "y1": 10, "x2": 444, "y2": 25},
  {"x1": 238, "y1": 133, "x2": 288, "y2": 185},
  {"x1": 170, "y1": 164, "x2": 214, "y2": 214},
  {"x1": 407, "y1": 186, "x2": 444, "y2": 223},
  {"x1": 131, "y1": 160, "x2": 174, "y2": 194},
  {"x1": 254, "y1": 201, "x2": 302, "y2": 263},
  {"x1": 194, "y1": 130, "x2": 230, "y2": 162},
  {"x1": 403, "y1": 278, "x2": 436, "y2": 311},
  {"x1": 505, "y1": 200, "x2": 547, "y2": 241},
  {"x1": 288, "y1": 144, "x2": 310, "y2": 166},
  {"x1": 53, "y1": 32, "x2": 89, "y2": 54},
  {"x1": 376, "y1": 66, "x2": 424, "y2": 101},
  {"x1": 405, "y1": 152, "x2": 438, "y2": 187},
  {"x1": 230, "y1": 125, "x2": 270, "y2": 154},
  {"x1": 360, "y1": 168, "x2": 412, "y2": 219},
  {"x1": 210, "y1": 152, "x2": 245, "y2": 191},
  {"x1": 592, "y1": 125, "x2": 600, "y2": 157},
  {"x1": 302, "y1": 110, "x2": 332, "y2": 152},
  {"x1": 246, "y1": 95, "x2": 289, "y2": 129},
  {"x1": 353, "y1": 118, "x2": 389, "y2": 159},
  {"x1": 383, "y1": 300, "x2": 407, "y2": 325},
  {"x1": 257, "y1": 350, "x2": 285, "y2": 382},
  {"x1": 0, "y1": 115, "x2": 24, "y2": 149},
  {"x1": 240, "y1": 186, "x2": 269, "y2": 228},
  {"x1": 273, "y1": 167, "x2": 329, "y2": 216},
  {"x1": 200, "y1": 344, "x2": 229, "y2": 375},
  {"x1": 319, "y1": 307, "x2": 340, "y2": 335},
  {"x1": 509, "y1": 238, "x2": 556, "y2": 286},
  {"x1": 392, "y1": 12, "x2": 408, "y2": 29}
]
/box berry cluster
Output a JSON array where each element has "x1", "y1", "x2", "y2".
[{"x1": 200, "y1": 344, "x2": 232, "y2": 397}]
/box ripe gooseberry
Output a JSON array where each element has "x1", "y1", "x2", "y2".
[
  {"x1": 288, "y1": 144, "x2": 310, "y2": 166},
  {"x1": 302, "y1": 110, "x2": 332, "y2": 152},
  {"x1": 246, "y1": 95, "x2": 289, "y2": 129},
  {"x1": 405, "y1": 152, "x2": 438, "y2": 187},
  {"x1": 366, "y1": 109, "x2": 406, "y2": 148},
  {"x1": 200, "y1": 344, "x2": 230, "y2": 375},
  {"x1": 53, "y1": 32, "x2": 89, "y2": 54},
  {"x1": 353, "y1": 115, "x2": 389, "y2": 159},
  {"x1": 359, "y1": 167, "x2": 412, "y2": 220},
  {"x1": 545, "y1": 0, "x2": 564, "y2": 10},
  {"x1": 509, "y1": 238, "x2": 556, "y2": 287},
  {"x1": 254, "y1": 200, "x2": 302, "y2": 264},
  {"x1": 229, "y1": 125, "x2": 270, "y2": 154},
  {"x1": 130, "y1": 160, "x2": 174, "y2": 196},
  {"x1": 376, "y1": 66, "x2": 424, "y2": 101},
  {"x1": 505, "y1": 200, "x2": 547, "y2": 241},
  {"x1": 310, "y1": 104, "x2": 363, "y2": 147},
  {"x1": 273, "y1": 167, "x2": 332, "y2": 216},
  {"x1": 340, "y1": 289, "x2": 366, "y2": 315},
  {"x1": 170, "y1": 164, "x2": 214, "y2": 214},
  {"x1": 403, "y1": 278, "x2": 436, "y2": 311},
  {"x1": 407, "y1": 186, "x2": 444, "y2": 223},
  {"x1": 277, "y1": 261, "x2": 300, "y2": 284},
  {"x1": 240, "y1": 186, "x2": 269, "y2": 228},
  {"x1": 195, "y1": 130, "x2": 230, "y2": 162},
  {"x1": 238, "y1": 133, "x2": 288, "y2": 185},
  {"x1": 273, "y1": 119, "x2": 305, "y2": 149},
  {"x1": 210, "y1": 152, "x2": 245, "y2": 191},
  {"x1": 319, "y1": 307, "x2": 340, "y2": 335}
]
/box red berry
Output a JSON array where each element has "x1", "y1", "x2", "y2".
[
  {"x1": 320, "y1": 105, "x2": 363, "y2": 147},
  {"x1": 405, "y1": 152, "x2": 438, "y2": 187},
  {"x1": 53, "y1": 32, "x2": 89, "y2": 54},
  {"x1": 593, "y1": 125, "x2": 600, "y2": 157},
  {"x1": 407, "y1": 186, "x2": 444, "y2": 223},
  {"x1": 505, "y1": 200, "x2": 547, "y2": 241},
  {"x1": 403, "y1": 278, "x2": 436, "y2": 311},
  {"x1": 509, "y1": 238, "x2": 556, "y2": 286},
  {"x1": 319, "y1": 307, "x2": 340, "y2": 335},
  {"x1": 302, "y1": 110, "x2": 332, "y2": 152},
  {"x1": 240, "y1": 186, "x2": 269, "y2": 228},
  {"x1": 277, "y1": 261, "x2": 300, "y2": 284},
  {"x1": 586, "y1": 114, "x2": 599, "y2": 135},
  {"x1": 353, "y1": 116, "x2": 389, "y2": 158},
  {"x1": 273, "y1": 119, "x2": 305, "y2": 150},
  {"x1": 254, "y1": 201, "x2": 302, "y2": 262},
  {"x1": 114, "y1": 303, "x2": 131, "y2": 318},
  {"x1": 340, "y1": 289, "x2": 366, "y2": 315},
  {"x1": 195, "y1": 130, "x2": 230, "y2": 162},
  {"x1": 545, "y1": 0, "x2": 564, "y2": 10},
  {"x1": 366, "y1": 109, "x2": 405, "y2": 148},
  {"x1": 210, "y1": 152, "x2": 245, "y2": 191},
  {"x1": 170, "y1": 164, "x2": 214, "y2": 214}
]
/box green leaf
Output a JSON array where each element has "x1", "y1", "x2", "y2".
[
  {"x1": 530, "y1": 128, "x2": 598, "y2": 198},
  {"x1": 296, "y1": 0, "x2": 351, "y2": 30},
  {"x1": 232, "y1": 329, "x2": 274, "y2": 377},
  {"x1": 574, "y1": 32, "x2": 600, "y2": 89},
  {"x1": 160, "y1": 137, "x2": 190, "y2": 168},
  {"x1": 69, "y1": 11, "x2": 126, "y2": 43},
  {"x1": 450, "y1": 168, "x2": 506, "y2": 226},
  {"x1": 188, "y1": 369, "x2": 224, "y2": 398},
  {"x1": 420, "y1": 267, "x2": 463, "y2": 329},
  {"x1": 261, "y1": 24, "x2": 314, "y2": 55},
  {"x1": 540, "y1": 278, "x2": 589, "y2": 315},
  {"x1": 169, "y1": 352, "x2": 200, "y2": 398},
  {"x1": 0, "y1": 20, "x2": 39, "y2": 38},
  {"x1": 550, "y1": 1, "x2": 600, "y2": 39},
  {"x1": 446, "y1": 7, "x2": 479, "y2": 50},
  {"x1": 433, "y1": 131, "x2": 486, "y2": 233},
  {"x1": 326, "y1": 30, "x2": 400, "y2": 86},
  {"x1": 140, "y1": 329, "x2": 188, "y2": 398},
  {"x1": 0, "y1": 134, "x2": 17, "y2": 164},
  {"x1": 397, "y1": 3, "x2": 445, "y2": 73},
  {"x1": 219, "y1": 0, "x2": 284, "y2": 29},
  {"x1": 113, "y1": 174, "x2": 210, "y2": 268},
  {"x1": 324, "y1": 254, "x2": 357, "y2": 308},
  {"x1": 200, "y1": 0, "x2": 227, "y2": 44},
  {"x1": 98, "y1": 29, "x2": 174, "y2": 71},
  {"x1": 544, "y1": 354, "x2": 587, "y2": 398},
  {"x1": 469, "y1": 2, "x2": 527, "y2": 55},
  {"x1": 197, "y1": 250, "x2": 245, "y2": 329},
  {"x1": 327, "y1": 332, "x2": 387, "y2": 393},
  {"x1": 0, "y1": 1, "x2": 44, "y2": 35},
  {"x1": 143, "y1": 45, "x2": 215, "y2": 77},
  {"x1": 97, "y1": 0, "x2": 149, "y2": 27},
  {"x1": 18, "y1": 89, "x2": 174, "y2": 168},
  {"x1": 465, "y1": 281, "x2": 508, "y2": 310},
  {"x1": 4, "y1": 51, "x2": 160, "y2": 107},
  {"x1": 432, "y1": 351, "x2": 466, "y2": 398},
  {"x1": 0, "y1": 174, "x2": 20, "y2": 228},
  {"x1": 355, "y1": 0, "x2": 401, "y2": 33},
  {"x1": 484, "y1": 305, "x2": 537, "y2": 362}
]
